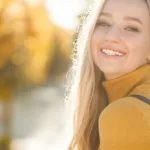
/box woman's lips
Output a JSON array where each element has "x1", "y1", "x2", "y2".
[
  {"x1": 99, "y1": 49, "x2": 126, "y2": 59},
  {"x1": 100, "y1": 47, "x2": 127, "y2": 55}
]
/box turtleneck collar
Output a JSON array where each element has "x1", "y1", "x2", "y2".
[{"x1": 102, "y1": 63, "x2": 150, "y2": 104}]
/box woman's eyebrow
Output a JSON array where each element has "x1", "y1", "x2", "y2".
[
  {"x1": 100, "y1": 12, "x2": 112, "y2": 17},
  {"x1": 124, "y1": 16, "x2": 143, "y2": 25},
  {"x1": 100, "y1": 12, "x2": 143, "y2": 25}
]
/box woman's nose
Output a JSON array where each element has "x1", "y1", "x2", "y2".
[{"x1": 105, "y1": 26, "x2": 121, "y2": 43}]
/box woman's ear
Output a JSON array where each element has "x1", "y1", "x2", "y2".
[
  {"x1": 147, "y1": 50, "x2": 150, "y2": 59},
  {"x1": 147, "y1": 55, "x2": 150, "y2": 63}
]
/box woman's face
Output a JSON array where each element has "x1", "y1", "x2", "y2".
[{"x1": 91, "y1": 0, "x2": 150, "y2": 80}]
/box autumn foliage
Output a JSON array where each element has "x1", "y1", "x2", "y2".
[{"x1": 0, "y1": 0, "x2": 72, "y2": 88}]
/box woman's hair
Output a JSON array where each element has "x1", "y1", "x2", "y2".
[{"x1": 65, "y1": 0, "x2": 150, "y2": 150}]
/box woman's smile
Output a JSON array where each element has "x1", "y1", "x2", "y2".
[
  {"x1": 100, "y1": 49, "x2": 126, "y2": 57},
  {"x1": 99, "y1": 45, "x2": 127, "y2": 59},
  {"x1": 91, "y1": 0, "x2": 150, "y2": 80},
  {"x1": 99, "y1": 49, "x2": 127, "y2": 62}
]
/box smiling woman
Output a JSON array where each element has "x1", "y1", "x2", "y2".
[
  {"x1": 91, "y1": 0, "x2": 150, "y2": 80},
  {"x1": 66, "y1": 0, "x2": 150, "y2": 150}
]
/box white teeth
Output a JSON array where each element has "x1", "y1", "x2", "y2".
[{"x1": 102, "y1": 49, "x2": 124, "y2": 56}]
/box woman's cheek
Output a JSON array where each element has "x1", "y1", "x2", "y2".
[
  {"x1": 124, "y1": 34, "x2": 144, "y2": 46},
  {"x1": 93, "y1": 30, "x2": 106, "y2": 45},
  {"x1": 91, "y1": 32, "x2": 100, "y2": 47}
]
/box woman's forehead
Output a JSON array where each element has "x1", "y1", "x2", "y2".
[
  {"x1": 100, "y1": 0, "x2": 150, "y2": 22},
  {"x1": 102, "y1": 0, "x2": 148, "y2": 11}
]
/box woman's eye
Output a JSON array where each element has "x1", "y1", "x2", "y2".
[
  {"x1": 125, "y1": 26, "x2": 139, "y2": 32},
  {"x1": 96, "y1": 21, "x2": 111, "y2": 27}
]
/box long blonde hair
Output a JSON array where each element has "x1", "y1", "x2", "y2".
[{"x1": 65, "y1": 0, "x2": 150, "y2": 149}]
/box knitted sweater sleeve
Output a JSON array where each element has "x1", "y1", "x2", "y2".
[{"x1": 98, "y1": 97, "x2": 150, "y2": 150}]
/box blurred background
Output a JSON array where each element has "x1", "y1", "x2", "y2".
[{"x1": 0, "y1": 0, "x2": 93, "y2": 150}]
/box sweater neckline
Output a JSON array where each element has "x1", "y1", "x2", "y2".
[{"x1": 102, "y1": 63, "x2": 150, "y2": 104}]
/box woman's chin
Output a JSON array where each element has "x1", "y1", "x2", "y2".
[
  {"x1": 100, "y1": 67, "x2": 124, "y2": 79},
  {"x1": 99, "y1": 65, "x2": 122, "y2": 72}
]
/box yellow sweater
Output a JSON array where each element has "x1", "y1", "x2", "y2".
[{"x1": 98, "y1": 63, "x2": 150, "y2": 150}]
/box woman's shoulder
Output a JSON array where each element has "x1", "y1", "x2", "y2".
[
  {"x1": 98, "y1": 89, "x2": 150, "y2": 150},
  {"x1": 130, "y1": 83, "x2": 150, "y2": 99},
  {"x1": 99, "y1": 96, "x2": 150, "y2": 125}
]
